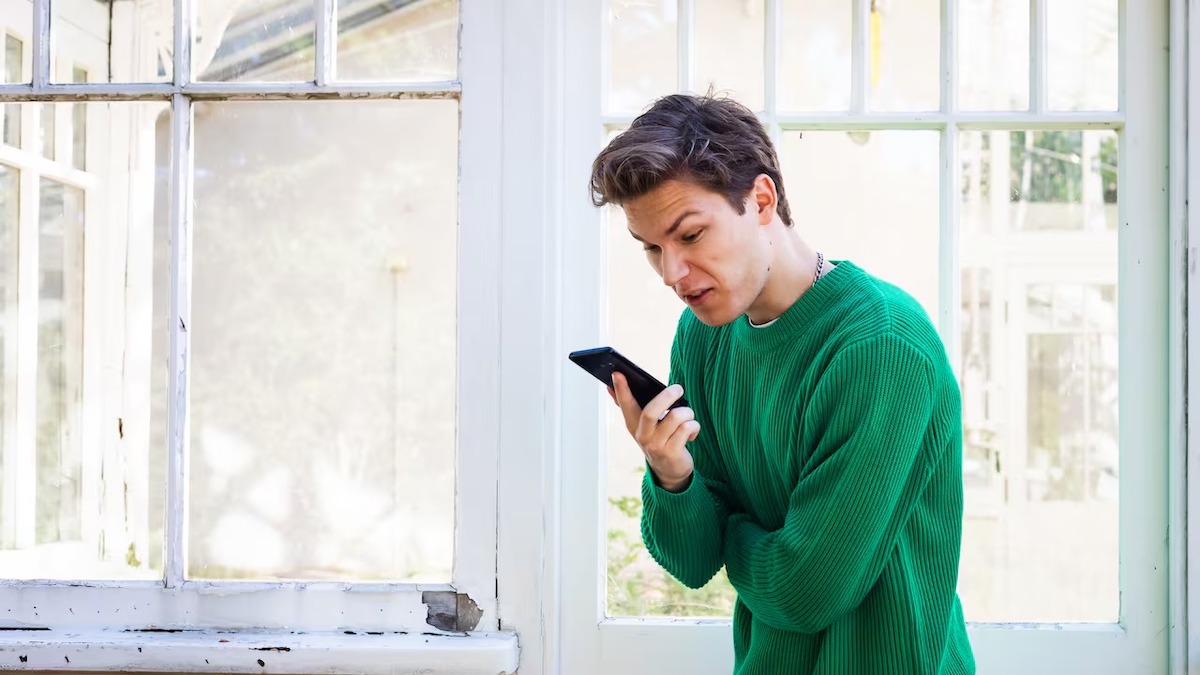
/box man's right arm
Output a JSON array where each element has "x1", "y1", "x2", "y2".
[{"x1": 640, "y1": 462, "x2": 732, "y2": 589}]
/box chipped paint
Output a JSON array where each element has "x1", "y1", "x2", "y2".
[
  {"x1": 0, "y1": 628, "x2": 517, "y2": 673},
  {"x1": 422, "y1": 590, "x2": 484, "y2": 633}
]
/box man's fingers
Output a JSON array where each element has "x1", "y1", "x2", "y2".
[
  {"x1": 610, "y1": 373, "x2": 641, "y2": 431},
  {"x1": 640, "y1": 383, "x2": 685, "y2": 429},
  {"x1": 664, "y1": 419, "x2": 701, "y2": 452}
]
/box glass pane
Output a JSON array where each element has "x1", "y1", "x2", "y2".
[
  {"x1": 337, "y1": 0, "x2": 457, "y2": 82},
  {"x1": 959, "y1": 129, "x2": 1118, "y2": 622},
  {"x1": 779, "y1": 0, "x2": 850, "y2": 112},
  {"x1": 1047, "y1": 0, "x2": 1118, "y2": 111},
  {"x1": 958, "y1": 0, "x2": 1029, "y2": 110},
  {"x1": 72, "y1": 67, "x2": 86, "y2": 171},
  {"x1": 0, "y1": 102, "x2": 168, "y2": 581},
  {"x1": 72, "y1": 0, "x2": 173, "y2": 82},
  {"x1": 36, "y1": 180, "x2": 85, "y2": 552},
  {"x1": 3, "y1": 36, "x2": 23, "y2": 148},
  {"x1": 869, "y1": 0, "x2": 940, "y2": 111},
  {"x1": 0, "y1": 166, "x2": 16, "y2": 552},
  {"x1": 693, "y1": 0, "x2": 764, "y2": 111},
  {"x1": 607, "y1": 0, "x2": 678, "y2": 114},
  {"x1": 960, "y1": 130, "x2": 1117, "y2": 233},
  {"x1": 189, "y1": 100, "x2": 457, "y2": 582},
  {"x1": 51, "y1": 1, "x2": 115, "y2": 83},
  {"x1": 197, "y1": 0, "x2": 313, "y2": 82},
  {"x1": 39, "y1": 101, "x2": 55, "y2": 160},
  {"x1": 781, "y1": 130, "x2": 940, "y2": 317}
]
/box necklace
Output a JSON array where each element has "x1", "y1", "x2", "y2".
[{"x1": 813, "y1": 251, "x2": 825, "y2": 285}]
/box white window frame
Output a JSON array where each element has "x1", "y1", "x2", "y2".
[
  {"x1": 557, "y1": 0, "x2": 1181, "y2": 673},
  {"x1": 0, "y1": 0, "x2": 552, "y2": 672}
]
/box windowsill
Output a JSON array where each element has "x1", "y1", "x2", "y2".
[{"x1": 0, "y1": 629, "x2": 519, "y2": 673}]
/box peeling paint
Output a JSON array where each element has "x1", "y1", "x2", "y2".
[{"x1": 422, "y1": 591, "x2": 483, "y2": 632}]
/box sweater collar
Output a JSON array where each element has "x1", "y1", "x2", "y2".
[{"x1": 730, "y1": 259, "x2": 862, "y2": 352}]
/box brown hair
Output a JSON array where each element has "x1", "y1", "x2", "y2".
[{"x1": 589, "y1": 92, "x2": 793, "y2": 226}]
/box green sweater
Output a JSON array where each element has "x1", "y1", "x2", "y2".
[{"x1": 641, "y1": 260, "x2": 975, "y2": 674}]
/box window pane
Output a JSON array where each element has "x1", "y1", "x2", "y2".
[
  {"x1": 868, "y1": 0, "x2": 940, "y2": 112},
  {"x1": 3, "y1": 36, "x2": 23, "y2": 148},
  {"x1": 607, "y1": 0, "x2": 678, "y2": 114},
  {"x1": 51, "y1": 1, "x2": 114, "y2": 83},
  {"x1": 0, "y1": 166, "x2": 16, "y2": 552},
  {"x1": 0, "y1": 103, "x2": 168, "y2": 581},
  {"x1": 189, "y1": 100, "x2": 457, "y2": 582},
  {"x1": 39, "y1": 101, "x2": 55, "y2": 160},
  {"x1": 958, "y1": 0, "x2": 1029, "y2": 111},
  {"x1": 197, "y1": 0, "x2": 313, "y2": 82},
  {"x1": 36, "y1": 180, "x2": 85, "y2": 551},
  {"x1": 337, "y1": 0, "x2": 457, "y2": 82},
  {"x1": 54, "y1": 0, "x2": 171, "y2": 82},
  {"x1": 961, "y1": 130, "x2": 1117, "y2": 233},
  {"x1": 779, "y1": 0, "x2": 850, "y2": 112},
  {"x1": 1047, "y1": 0, "x2": 1118, "y2": 111},
  {"x1": 781, "y1": 130, "x2": 940, "y2": 317},
  {"x1": 959, "y1": 129, "x2": 1119, "y2": 622},
  {"x1": 693, "y1": 0, "x2": 764, "y2": 111}
]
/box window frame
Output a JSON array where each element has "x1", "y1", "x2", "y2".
[
  {"x1": 0, "y1": 0, "x2": 525, "y2": 670},
  {"x1": 557, "y1": 0, "x2": 1180, "y2": 673}
]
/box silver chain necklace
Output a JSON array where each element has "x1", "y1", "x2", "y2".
[{"x1": 813, "y1": 251, "x2": 825, "y2": 284}]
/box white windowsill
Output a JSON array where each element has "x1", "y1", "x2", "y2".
[{"x1": 0, "y1": 629, "x2": 519, "y2": 674}]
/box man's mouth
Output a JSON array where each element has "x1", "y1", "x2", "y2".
[{"x1": 682, "y1": 289, "x2": 712, "y2": 306}]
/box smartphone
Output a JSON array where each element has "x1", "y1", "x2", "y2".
[{"x1": 568, "y1": 346, "x2": 688, "y2": 411}]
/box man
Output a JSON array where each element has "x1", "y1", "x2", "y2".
[{"x1": 589, "y1": 93, "x2": 975, "y2": 674}]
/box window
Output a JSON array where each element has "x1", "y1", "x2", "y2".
[
  {"x1": 0, "y1": 0, "x2": 519, "y2": 671},
  {"x1": 560, "y1": 0, "x2": 1172, "y2": 672},
  {"x1": 0, "y1": 0, "x2": 1182, "y2": 673}
]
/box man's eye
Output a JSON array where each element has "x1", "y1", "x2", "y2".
[
  {"x1": 681, "y1": 230, "x2": 702, "y2": 243},
  {"x1": 643, "y1": 245, "x2": 661, "y2": 253}
]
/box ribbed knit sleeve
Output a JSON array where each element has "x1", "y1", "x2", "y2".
[
  {"x1": 722, "y1": 333, "x2": 941, "y2": 633},
  {"x1": 639, "y1": 317, "x2": 733, "y2": 590},
  {"x1": 640, "y1": 468, "x2": 731, "y2": 589}
]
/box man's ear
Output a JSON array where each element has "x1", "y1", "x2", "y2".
[{"x1": 752, "y1": 174, "x2": 778, "y2": 225}]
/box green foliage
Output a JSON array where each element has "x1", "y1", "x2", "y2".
[
  {"x1": 606, "y1": 469, "x2": 737, "y2": 618},
  {"x1": 1009, "y1": 131, "x2": 1119, "y2": 204}
]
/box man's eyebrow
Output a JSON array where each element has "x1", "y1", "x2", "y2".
[{"x1": 629, "y1": 210, "x2": 700, "y2": 242}]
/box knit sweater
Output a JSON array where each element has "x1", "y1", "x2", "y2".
[{"x1": 641, "y1": 260, "x2": 975, "y2": 674}]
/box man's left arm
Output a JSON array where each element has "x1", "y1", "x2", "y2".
[{"x1": 722, "y1": 334, "x2": 948, "y2": 634}]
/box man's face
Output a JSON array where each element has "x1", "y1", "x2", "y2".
[{"x1": 623, "y1": 178, "x2": 772, "y2": 326}]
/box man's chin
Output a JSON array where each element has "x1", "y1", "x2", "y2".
[{"x1": 688, "y1": 305, "x2": 740, "y2": 327}]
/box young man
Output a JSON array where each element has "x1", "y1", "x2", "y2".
[{"x1": 590, "y1": 93, "x2": 976, "y2": 674}]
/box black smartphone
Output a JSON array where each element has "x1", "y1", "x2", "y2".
[{"x1": 568, "y1": 346, "x2": 688, "y2": 411}]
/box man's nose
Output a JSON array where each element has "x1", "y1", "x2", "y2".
[{"x1": 661, "y1": 250, "x2": 688, "y2": 287}]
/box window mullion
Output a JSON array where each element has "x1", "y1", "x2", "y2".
[
  {"x1": 13, "y1": 158, "x2": 38, "y2": 551},
  {"x1": 939, "y1": 0, "x2": 959, "y2": 368},
  {"x1": 763, "y1": 0, "x2": 779, "y2": 117},
  {"x1": 677, "y1": 0, "x2": 694, "y2": 93},
  {"x1": 315, "y1": 0, "x2": 337, "y2": 86},
  {"x1": 174, "y1": 0, "x2": 191, "y2": 87},
  {"x1": 1029, "y1": 0, "x2": 1047, "y2": 114},
  {"x1": 165, "y1": 91, "x2": 192, "y2": 589},
  {"x1": 32, "y1": 0, "x2": 49, "y2": 89},
  {"x1": 850, "y1": 0, "x2": 869, "y2": 113}
]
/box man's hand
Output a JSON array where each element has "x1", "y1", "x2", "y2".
[{"x1": 609, "y1": 372, "x2": 699, "y2": 492}]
